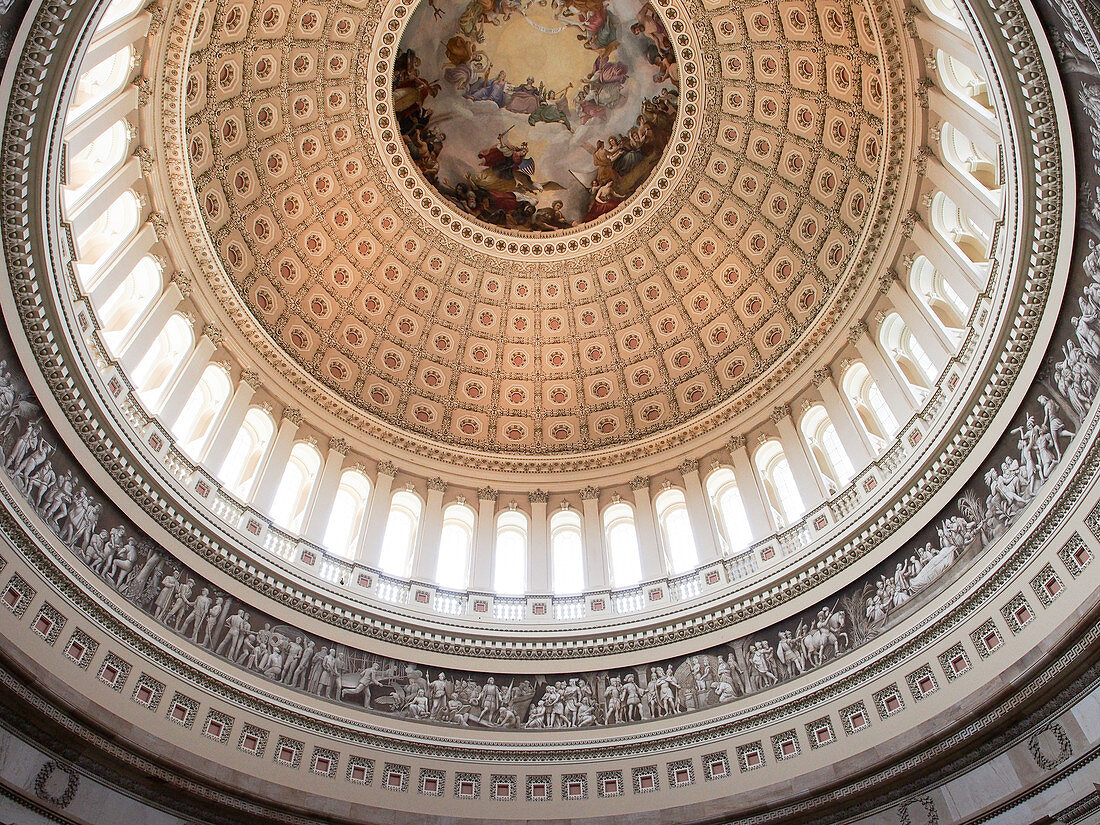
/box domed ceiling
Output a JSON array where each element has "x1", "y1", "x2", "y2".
[{"x1": 183, "y1": 0, "x2": 895, "y2": 455}]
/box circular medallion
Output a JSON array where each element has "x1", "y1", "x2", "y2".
[{"x1": 392, "y1": 0, "x2": 680, "y2": 233}]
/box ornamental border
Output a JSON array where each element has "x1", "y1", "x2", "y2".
[
  {"x1": 0, "y1": 0, "x2": 1069, "y2": 661},
  {"x1": 0, "y1": 315, "x2": 1095, "y2": 756},
  {"x1": 153, "y1": 0, "x2": 911, "y2": 466}
]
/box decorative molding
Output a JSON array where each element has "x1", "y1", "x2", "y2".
[{"x1": 169, "y1": 271, "x2": 191, "y2": 298}]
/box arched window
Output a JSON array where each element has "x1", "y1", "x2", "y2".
[
  {"x1": 74, "y1": 190, "x2": 140, "y2": 267},
  {"x1": 435, "y1": 503, "x2": 475, "y2": 589},
  {"x1": 378, "y1": 491, "x2": 422, "y2": 577},
  {"x1": 936, "y1": 50, "x2": 995, "y2": 118},
  {"x1": 269, "y1": 442, "x2": 322, "y2": 533},
  {"x1": 323, "y1": 470, "x2": 372, "y2": 558},
  {"x1": 96, "y1": 255, "x2": 162, "y2": 345},
  {"x1": 931, "y1": 191, "x2": 991, "y2": 267},
  {"x1": 493, "y1": 510, "x2": 528, "y2": 595},
  {"x1": 880, "y1": 313, "x2": 938, "y2": 391},
  {"x1": 603, "y1": 503, "x2": 642, "y2": 587},
  {"x1": 755, "y1": 441, "x2": 804, "y2": 527},
  {"x1": 131, "y1": 313, "x2": 194, "y2": 405},
  {"x1": 705, "y1": 468, "x2": 752, "y2": 553},
  {"x1": 65, "y1": 120, "x2": 131, "y2": 206},
  {"x1": 911, "y1": 255, "x2": 969, "y2": 332},
  {"x1": 941, "y1": 121, "x2": 1000, "y2": 194},
  {"x1": 219, "y1": 407, "x2": 275, "y2": 499},
  {"x1": 96, "y1": 0, "x2": 146, "y2": 32},
  {"x1": 66, "y1": 45, "x2": 134, "y2": 125},
  {"x1": 842, "y1": 362, "x2": 898, "y2": 447},
  {"x1": 550, "y1": 508, "x2": 584, "y2": 594},
  {"x1": 654, "y1": 488, "x2": 698, "y2": 575},
  {"x1": 800, "y1": 405, "x2": 854, "y2": 488},
  {"x1": 920, "y1": 0, "x2": 965, "y2": 29},
  {"x1": 172, "y1": 363, "x2": 231, "y2": 457}
]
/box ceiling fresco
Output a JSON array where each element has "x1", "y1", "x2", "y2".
[
  {"x1": 392, "y1": 0, "x2": 680, "y2": 231},
  {"x1": 180, "y1": 0, "x2": 896, "y2": 460}
]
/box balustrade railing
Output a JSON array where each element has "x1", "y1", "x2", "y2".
[
  {"x1": 553, "y1": 597, "x2": 585, "y2": 621},
  {"x1": 84, "y1": 324, "x2": 968, "y2": 629},
  {"x1": 613, "y1": 587, "x2": 645, "y2": 614},
  {"x1": 433, "y1": 590, "x2": 465, "y2": 616},
  {"x1": 670, "y1": 572, "x2": 702, "y2": 601},
  {"x1": 375, "y1": 577, "x2": 410, "y2": 605},
  {"x1": 493, "y1": 598, "x2": 525, "y2": 622}
]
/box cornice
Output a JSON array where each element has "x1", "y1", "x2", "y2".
[
  {"x1": 140, "y1": 0, "x2": 923, "y2": 471},
  {"x1": 0, "y1": 0, "x2": 1076, "y2": 666}
]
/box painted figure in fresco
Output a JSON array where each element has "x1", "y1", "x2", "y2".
[
  {"x1": 199, "y1": 596, "x2": 224, "y2": 648},
  {"x1": 392, "y1": 49, "x2": 440, "y2": 124},
  {"x1": 428, "y1": 672, "x2": 452, "y2": 719},
  {"x1": 179, "y1": 587, "x2": 212, "y2": 642},
  {"x1": 1038, "y1": 394, "x2": 1074, "y2": 459},
  {"x1": 474, "y1": 132, "x2": 534, "y2": 190},
  {"x1": 496, "y1": 701, "x2": 518, "y2": 727},
  {"x1": 586, "y1": 53, "x2": 628, "y2": 101},
  {"x1": 392, "y1": 0, "x2": 679, "y2": 231},
  {"x1": 566, "y1": 0, "x2": 617, "y2": 51},
  {"x1": 624, "y1": 673, "x2": 642, "y2": 721},
  {"x1": 39, "y1": 469, "x2": 74, "y2": 528},
  {"x1": 12, "y1": 435, "x2": 50, "y2": 491},
  {"x1": 801, "y1": 610, "x2": 839, "y2": 667},
  {"x1": 217, "y1": 609, "x2": 248, "y2": 658},
  {"x1": 25, "y1": 453, "x2": 54, "y2": 509},
  {"x1": 153, "y1": 568, "x2": 181, "y2": 622},
  {"x1": 262, "y1": 644, "x2": 284, "y2": 680},
  {"x1": 604, "y1": 676, "x2": 623, "y2": 722},
  {"x1": 527, "y1": 83, "x2": 573, "y2": 131},
  {"x1": 70, "y1": 498, "x2": 101, "y2": 553},
  {"x1": 749, "y1": 642, "x2": 779, "y2": 689},
  {"x1": 106, "y1": 536, "x2": 140, "y2": 588},
  {"x1": 476, "y1": 676, "x2": 501, "y2": 722},
  {"x1": 655, "y1": 666, "x2": 682, "y2": 716},
  {"x1": 466, "y1": 69, "x2": 509, "y2": 106},
  {"x1": 775, "y1": 631, "x2": 805, "y2": 678},
  {"x1": 530, "y1": 200, "x2": 575, "y2": 230},
  {"x1": 525, "y1": 700, "x2": 547, "y2": 727},
  {"x1": 306, "y1": 647, "x2": 328, "y2": 694},
  {"x1": 291, "y1": 639, "x2": 315, "y2": 689},
  {"x1": 281, "y1": 636, "x2": 304, "y2": 683},
  {"x1": 712, "y1": 680, "x2": 736, "y2": 702},
  {"x1": 505, "y1": 76, "x2": 541, "y2": 114},
  {"x1": 407, "y1": 689, "x2": 430, "y2": 718},
  {"x1": 319, "y1": 648, "x2": 340, "y2": 700},
  {"x1": 341, "y1": 660, "x2": 386, "y2": 707},
  {"x1": 163, "y1": 577, "x2": 195, "y2": 629}
]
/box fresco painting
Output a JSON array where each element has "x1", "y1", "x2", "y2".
[
  {"x1": 393, "y1": 0, "x2": 679, "y2": 230},
  {"x1": 0, "y1": 0, "x2": 1098, "y2": 734}
]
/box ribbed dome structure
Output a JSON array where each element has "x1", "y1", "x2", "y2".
[
  {"x1": 178, "y1": 0, "x2": 899, "y2": 459},
  {"x1": 0, "y1": 0, "x2": 1097, "y2": 820}
]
